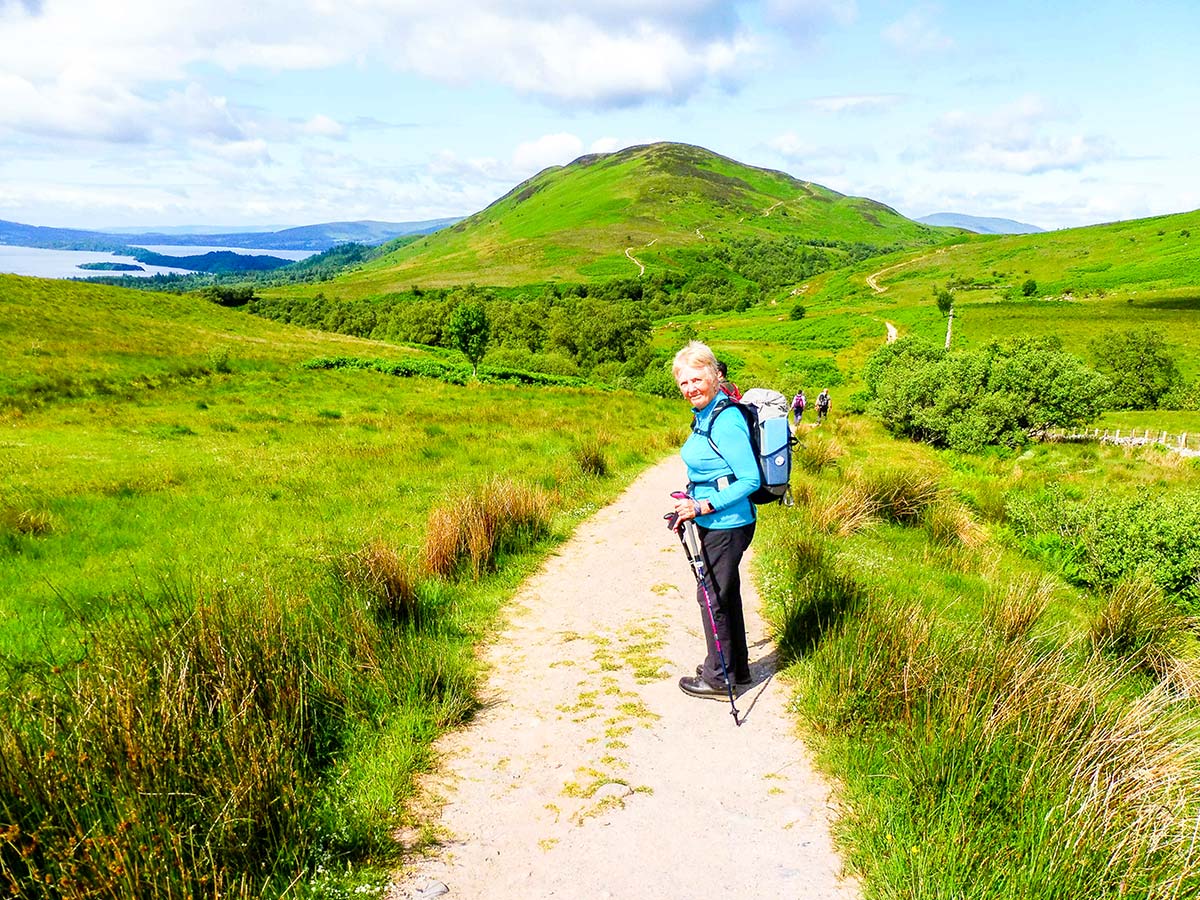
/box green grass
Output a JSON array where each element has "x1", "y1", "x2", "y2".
[
  {"x1": 757, "y1": 413, "x2": 1200, "y2": 899},
  {"x1": 0, "y1": 274, "x2": 681, "y2": 897}
]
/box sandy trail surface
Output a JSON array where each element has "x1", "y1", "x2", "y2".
[{"x1": 389, "y1": 456, "x2": 860, "y2": 900}]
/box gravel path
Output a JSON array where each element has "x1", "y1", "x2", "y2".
[{"x1": 389, "y1": 455, "x2": 860, "y2": 900}]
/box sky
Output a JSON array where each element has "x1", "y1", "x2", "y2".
[{"x1": 1, "y1": 0, "x2": 1197, "y2": 232}]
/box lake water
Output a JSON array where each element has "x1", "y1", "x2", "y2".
[{"x1": 0, "y1": 244, "x2": 317, "y2": 279}]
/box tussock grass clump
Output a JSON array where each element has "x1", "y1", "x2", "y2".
[
  {"x1": 1089, "y1": 577, "x2": 1194, "y2": 680},
  {"x1": 808, "y1": 484, "x2": 879, "y2": 536},
  {"x1": 858, "y1": 467, "x2": 942, "y2": 524},
  {"x1": 795, "y1": 434, "x2": 844, "y2": 474},
  {"x1": 339, "y1": 539, "x2": 421, "y2": 624},
  {"x1": 574, "y1": 437, "x2": 609, "y2": 478},
  {"x1": 790, "y1": 587, "x2": 1200, "y2": 898},
  {"x1": 982, "y1": 574, "x2": 1052, "y2": 641},
  {"x1": 924, "y1": 497, "x2": 987, "y2": 550},
  {"x1": 1, "y1": 506, "x2": 55, "y2": 537},
  {"x1": 421, "y1": 478, "x2": 553, "y2": 579}
]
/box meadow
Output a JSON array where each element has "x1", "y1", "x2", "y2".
[{"x1": 0, "y1": 275, "x2": 681, "y2": 897}]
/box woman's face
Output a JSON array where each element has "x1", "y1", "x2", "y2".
[{"x1": 676, "y1": 363, "x2": 719, "y2": 409}]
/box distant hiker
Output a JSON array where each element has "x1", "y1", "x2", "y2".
[
  {"x1": 672, "y1": 341, "x2": 758, "y2": 700},
  {"x1": 790, "y1": 389, "x2": 806, "y2": 429},
  {"x1": 715, "y1": 360, "x2": 742, "y2": 401},
  {"x1": 816, "y1": 388, "x2": 831, "y2": 425}
]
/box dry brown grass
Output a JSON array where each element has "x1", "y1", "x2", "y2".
[
  {"x1": 339, "y1": 538, "x2": 420, "y2": 624},
  {"x1": 795, "y1": 434, "x2": 845, "y2": 474},
  {"x1": 925, "y1": 497, "x2": 988, "y2": 550},
  {"x1": 808, "y1": 483, "x2": 879, "y2": 537},
  {"x1": 1089, "y1": 577, "x2": 1195, "y2": 682},
  {"x1": 982, "y1": 574, "x2": 1053, "y2": 642},
  {"x1": 421, "y1": 477, "x2": 553, "y2": 579}
]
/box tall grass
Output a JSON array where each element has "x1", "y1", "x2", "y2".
[
  {"x1": 420, "y1": 478, "x2": 553, "y2": 579},
  {"x1": 760, "y1": 432, "x2": 1200, "y2": 898},
  {"x1": 0, "y1": 576, "x2": 476, "y2": 898}
]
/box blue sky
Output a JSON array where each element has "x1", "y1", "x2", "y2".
[{"x1": 1, "y1": 0, "x2": 1196, "y2": 231}]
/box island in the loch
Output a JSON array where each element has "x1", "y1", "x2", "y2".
[{"x1": 77, "y1": 262, "x2": 146, "y2": 271}]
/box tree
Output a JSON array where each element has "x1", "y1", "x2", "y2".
[
  {"x1": 447, "y1": 301, "x2": 490, "y2": 376},
  {"x1": 1022, "y1": 278, "x2": 1038, "y2": 297},
  {"x1": 933, "y1": 285, "x2": 955, "y2": 348},
  {"x1": 1089, "y1": 328, "x2": 1182, "y2": 409}
]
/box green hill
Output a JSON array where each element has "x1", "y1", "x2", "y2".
[
  {"x1": 798, "y1": 208, "x2": 1200, "y2": 381},
  {"x1": 320, "y1": 142, "x2": 950, "y2": 295}
]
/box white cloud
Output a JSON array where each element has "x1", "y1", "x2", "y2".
[
  {"x1": 301, "y1": 114, "x2": 345, "y2": 139},
  {"x1": 590, "y1": 137, "x2": 626, "y2": 153},
  {"x1": 927, "y1": 95, "x2": 1117, "y2": 175},
  {"x1": 883, "y1": 6, "x2": 954, "y2": 55},
  {"x1": 809, "y1": 94, "x2": 898, "y2": 114},
  {"x1": 513, "y1": 133, "x2": 585, "y2": 172}
]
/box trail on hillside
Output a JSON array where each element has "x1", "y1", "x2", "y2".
[
  {"x1": 388, "y1": 457, "x2": 859, "y2": 900},
  {"x1": 885, "y1": 321, "x2": 897, "y2": 343},
  {"x1": 866, "y1": 246, "x2": 949, "y2": 293},
  {"x1": 624, "y1": 246, "x2": 645, "y2": 277}
]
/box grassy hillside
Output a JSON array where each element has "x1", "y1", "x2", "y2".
[
  {"x1": 309, "y1": 142, "x2": 949, "y2": 295},
  {"x1": 800, "y1": 208, "x2": 1200, "y2": 380}
]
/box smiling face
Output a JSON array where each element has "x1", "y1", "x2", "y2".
[{"x1": 676, "y1": 363, "x2": 719, "y2": 409}]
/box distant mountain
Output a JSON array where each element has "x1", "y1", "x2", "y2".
[
  {"x1": 336, "y1": 142, "x2": 954, "y2": 292},
  {"x1": 0, "y1": 217, "x2": 459, "y2": 253},
  {"x1": 916, "y1": 213, "x2": 1044, "y2": 235}
]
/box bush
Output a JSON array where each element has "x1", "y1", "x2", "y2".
[
  {"x1": 1006, "y1": 486, "x2": 1200, "y2": 609},
  {"x1": 1021, "y1": 278, "x2": 1038, "y2": 297},
  {"x1": 789, "y1": 303, "x2": 807, "y2": 320},
  {"x1": 864, "y1": 336, "x2": 1109, "y2": 451}
]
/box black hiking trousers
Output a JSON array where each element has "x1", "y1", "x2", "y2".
[{"x1": 695, "y1": 520, "x2": 756, "y2": 687}]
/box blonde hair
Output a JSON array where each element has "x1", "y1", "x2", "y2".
[{"x1": 672, "y1": 340, "x2": 719, "y2": 379}]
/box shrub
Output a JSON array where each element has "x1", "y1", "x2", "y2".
[
  {"x1": 1089, "y1": 328, "x2": 1182, "y2": 410},
  {"x1": 1021, "y1": 278, "x2": 1038, "y2": 297},
  {"x1": 789, "y1": 303, "x2": 806, "y2": 320},
  {"x1": 864, "y1": 335, "x2": 1109, "y2": 451}
]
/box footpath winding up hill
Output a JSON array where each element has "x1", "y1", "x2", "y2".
[{"x1": 389, "y1": 456, "x2": 858, "y2": 900}]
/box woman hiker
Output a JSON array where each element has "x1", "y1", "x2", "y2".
[{"x1": 671, "y1": 341, "x2": 759, "y2": 699}]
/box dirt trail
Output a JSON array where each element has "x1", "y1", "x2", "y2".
[
  {"x1": 866, "y1": 246, "x2": 949, "y2": 293},
  {"x1": 389, "y1": 456, "x2": 859, "y2": 900}
]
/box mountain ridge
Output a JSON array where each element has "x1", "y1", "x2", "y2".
[
  {"x1": 916, "y1": 212, "x2": 1044, "y2": 235},
  {"x1": 0, "y1": 217, "x2": 459, "y2": 253}
]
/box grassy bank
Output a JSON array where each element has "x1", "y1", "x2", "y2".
[{"x1": 758, "y1": 416, "x2": 1200, "y2": 898}]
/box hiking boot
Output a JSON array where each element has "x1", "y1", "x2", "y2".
[
  {"x1": 696, "y1": 664, "x2": 752, "y2": 686},
  {"x1": 679, "y1": 675, "x2": 735, "y2": 700}
]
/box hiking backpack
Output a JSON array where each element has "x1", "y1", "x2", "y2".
[{"x1": 696, "y1": 387, "x2": 793, "y2": 505}]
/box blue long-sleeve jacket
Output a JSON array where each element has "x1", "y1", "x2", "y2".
[{"x1": 681, "y1": 395, "x2": 760, "y2": 529}]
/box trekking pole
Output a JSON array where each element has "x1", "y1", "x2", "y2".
[{"x1": 666, "y1": 491, "x2": 741, "y2": 726}]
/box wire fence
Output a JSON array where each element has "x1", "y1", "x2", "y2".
[{"x1": 1041, "y1": 426, "x2": 1200, "y2": 455}]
